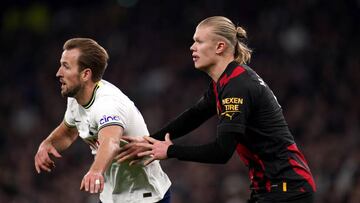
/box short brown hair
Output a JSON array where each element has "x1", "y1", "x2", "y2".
[
  {"x1": 198, "y1": 16, "x2": 252, "y2": 64},
  {"x1": 63, "y1": 38, "x2": 109, "y2": 82}
]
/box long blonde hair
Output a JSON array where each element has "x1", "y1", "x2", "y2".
[{"x1": 198, "y1": 16, "x2": 252, "y2": 64}]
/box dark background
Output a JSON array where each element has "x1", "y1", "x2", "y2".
[{"x1": 0, "y1": 0, "x2": 359, "y2": 202}]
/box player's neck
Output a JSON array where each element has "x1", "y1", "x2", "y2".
[
  {"x1": 75, "y1": 82, "x2": 97, "y2": 106},
  {"x1": 207, "y1": 57, "x2": 234, "y2": 83}
]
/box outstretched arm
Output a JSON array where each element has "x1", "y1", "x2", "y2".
[
  {"x1": 138, "y1": 131, "x2": 238, "y2": 165},
  {"x1": 116, "y1": 86, "x2": 216, "y2": 163},
  {"x1": 34, "y1": 121, "x2": 78, "y2": 173}
]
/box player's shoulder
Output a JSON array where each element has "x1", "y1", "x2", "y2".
[
  {"x1": 221, "y1": 65, "x2": 266, "y2": 99},
  {"x1": 96, "y1": 80, "x2": 128, "y2": 100},
  {"x1": 94, "y1": 82, "x2": 134, "y2": 108},
  {"x1": 96, "y1": 80, "x2": 122, "y2": 95},
  {"x1": 233, "y1": 65, "x2": 265, "y2": 88},
  {"x1": 67, "y1": 97, "x2": 78, "y2": 107}
]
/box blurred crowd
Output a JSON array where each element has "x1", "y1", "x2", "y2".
[{"x1": 0, "y1": 0, "x2": 359, "y2": 202}]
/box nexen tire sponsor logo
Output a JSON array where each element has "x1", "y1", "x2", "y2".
[{"x1": 100, "y1": 115, "x2": 121, "y2": 125}]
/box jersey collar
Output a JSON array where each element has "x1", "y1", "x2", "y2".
[
  {"x1": 82, "y1": 82, "x2": 101, "y2": 109},
  {"x1": 216, "y1": 61, "x2": 245, "y2": 87},
  {"x1": 216, "y1": 61, "x2": 239, "y2": 82}
]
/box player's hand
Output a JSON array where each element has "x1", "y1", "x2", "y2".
[
  {"x1": 80, "y1": 171, "x2": 104, "y2": 194},
  {"x1": 136, "y1": 133, "x2": 173, "y2": 166},
  {"x1": 34, "y1": 141, "x2": 62, "y2": 174},
  {"x1": 114, "y1": 136, "x2": 149, "y2": 164}
]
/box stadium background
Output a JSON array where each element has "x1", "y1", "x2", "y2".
[{"x1": 0, "y1": 0, "x2": 359, "y2": 202}]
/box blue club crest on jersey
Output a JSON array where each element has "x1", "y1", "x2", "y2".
[{"x1": 99, "y1": 115, "x2": 120, "y2": 125}]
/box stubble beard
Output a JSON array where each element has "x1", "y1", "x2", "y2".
[{"x1": 61, "y1": 84, "x2": 81, "y2": 98}]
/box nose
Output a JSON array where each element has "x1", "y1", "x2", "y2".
[
  {"x1": 56, "y1": 67, "x2": 62, "y2": 77},
  {"x1": 190, "y1": 43, "x2": 195, "y2": 52}
]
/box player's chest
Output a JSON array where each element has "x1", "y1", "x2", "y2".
[{"x1": 72, "y1": 108, "x2": 98, "y2": 139}]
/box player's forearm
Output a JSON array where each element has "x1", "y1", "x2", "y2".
[
  {"x1": 44, "y1": 124, "x2": 77, "y2": 152},
  {"x1": 167, "y1": 132, "x2": 238, "y2": 164},
  {"x1": 167, "y1": 143, "x2": 231, "y2": 164},
  {"x1": 89, "y1": 137, "x2": 120, "y2": 174},
  {"x1": 44, "y1": 134, "x2": 73, "y2": 152}
]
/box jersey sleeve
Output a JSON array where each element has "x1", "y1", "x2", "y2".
[
  {"x1": 217, "y1": 75, "x2": 259, "y2": 135},
  {"x1": 167, "y1": 130, "x2": 238, "y2": 164},
  {"x1": 92, "y1": 97, "x2": 127, "y2": 131},
  {"x1": 64, "y1": 98, "x2": 76, "y2": 128},
  {"x1": 151, "y1": 83, "x2": 216, "y2": 140}
]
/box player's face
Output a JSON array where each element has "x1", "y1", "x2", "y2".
[
  {"x1": 190, "y1": 25, "x2": 218, "y2": 71},
  {"x1": 56, "y1": 49, "x2": 83, "y2": 97}
]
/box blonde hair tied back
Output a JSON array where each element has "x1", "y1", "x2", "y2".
[
  {"x1": 234, "y1": 26, "x2": 252, "y2": 64},
  {"x1": 198, "y1": 16, "x2": 252, "y2": 64}
]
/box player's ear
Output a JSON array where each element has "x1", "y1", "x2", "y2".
[
  {"x1": 81, "y1": 68, "x2": 92, "y2": 82},
  {"x1": 215, "y1": 41, "x2": 227, "y2": 54}
]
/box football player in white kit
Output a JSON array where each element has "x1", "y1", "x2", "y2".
[{"x1": 34, "y1": 38, "x2": 171, "y2": 203}]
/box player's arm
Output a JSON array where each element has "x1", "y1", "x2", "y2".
[
  {"x1": 166, "y1": 131, "x2": 238, "y2": 163},
  {"x1": 166, "y1": 72, "x2": 252, "y2": 163},
  {"x1": 116, "y1": 84, "x2": 216, "y2": 163},
  {"x1": 151, "y1": 84, "x2": 216, "y2": 140},
  {"x1": 80, "y1": 125, "x2": 123, "y2": 194},
  {"x1": 34, "y1": 121, "x2": 78, "y2": 173},
  {"x1": 138, "y1": 130, "x2": 238, "y2": 165},
  {"x1": 43, "y1": 121, "x2": 79, "y2": 151},
  {"x1": 167, "y1": 71, "x2": 255, "y2": 163},
  {"x1": 140, "y1": 74, "x2": 252, "y2": 164}
]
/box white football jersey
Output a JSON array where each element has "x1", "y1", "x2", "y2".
[{"x1": 64, "y1": 80, "x2": 171, "y2": 203}]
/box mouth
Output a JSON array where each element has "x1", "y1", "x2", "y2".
[
  {"x1": 192, "y1": 55, "x2": 199, "y2": 62},
  {"x1": 59, "y1": 79, "x2": 66, "y2": 88}
]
